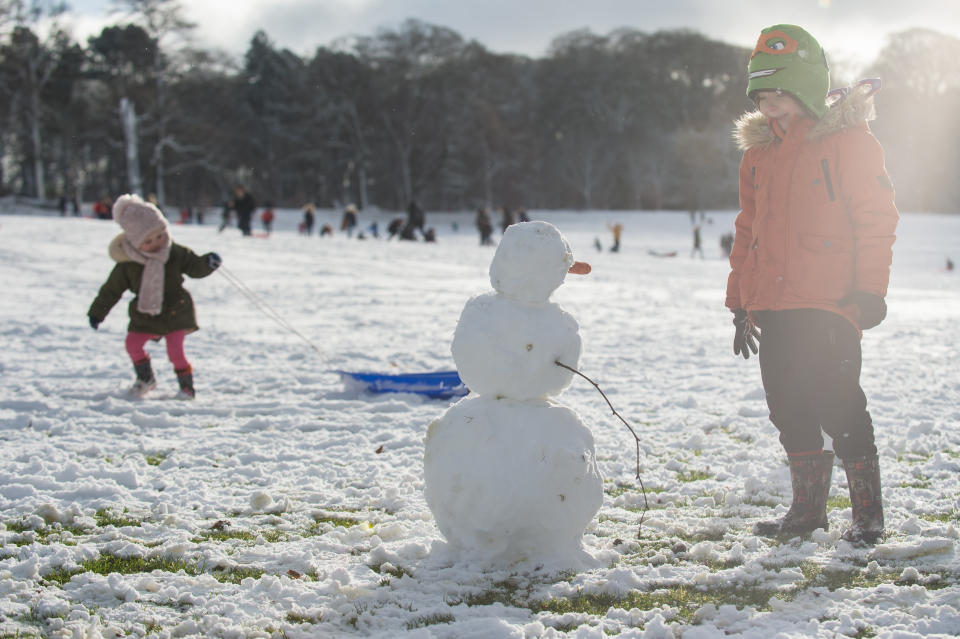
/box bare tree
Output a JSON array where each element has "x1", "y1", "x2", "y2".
[{"x1": 110, "y1": 0, "x2": 195, "y2": 204}]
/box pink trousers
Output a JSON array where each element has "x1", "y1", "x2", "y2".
[{"x1": 125, "y1": 330, "x2": 190, "y2": 370}]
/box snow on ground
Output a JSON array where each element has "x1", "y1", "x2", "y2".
[{"x1": 0, "y1": 206, "x2": 958, "y2": 638}]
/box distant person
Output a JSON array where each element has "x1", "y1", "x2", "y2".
[
  {"x1": 232, "y1": 185, "x2": 256, "y2": 236},
  {"x1": 93, "y1": 198, "x2": 112, "y2": 220},
  {"x1": 403, "y1": 199, "x2": 425, "y2": 239},
  {"x1": 947, "y1": 258, "x2": 955, "y2": 272},
  {"x1": 261, "y1": 204, "x2": 275, "y2": 234},
  {"x1": 87, "y1": 194, "x2": 221, "y2": 399},
  {"x1": 608, "y1": 222, "x2": 623, "y2": 253},
  {"x1": 499, "y1": 206, "x2": 515, "y2": 233},
  {"x1": 301, "y1": 203, "x2": 315, "y2": 235},
  {"x1": 594, "y1": 237, "x2": 602, "y2": 252},
  {"x1": 386, "y1": 216, "x2": 404, "y2": 240},
  {"x1": 58, "y1": 195, "x2": 68, "y2": 217},
  {"x1": 340, "y1": 204, "x2": 358, "y2": 238},
  {"x1": 218, "y1": 200, "x2": 232, "y2": 233},
  {"x1": 691, "y1": 223, "x2": 703, "y2": 258},
  {"x1": 720, "y1": 232, "x2": 734, "y2": 258},
  {"x1": 726, "y1": 24, "x2": 898, "y2": 545},
  {"x1": 368, "y1": 220, "x2": 379, "y2": 238},
  {"x1": 475, "y1": 208, "x2": 494, "y2": 246}
]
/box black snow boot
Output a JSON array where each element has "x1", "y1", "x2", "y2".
[
  {"x1": 754, "y1": 451, "x2": 833, "y2": 536},
  {"x1": 841, "y1": 455, "x2": 884, "y2": 544},
  {"x1": 129, "y1": 358, "x2": 157, "y2": 397},
  {"x1": 175, "y1": 366, "x2": 195, "y2": 400}
]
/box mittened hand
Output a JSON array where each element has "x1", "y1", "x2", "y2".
[
  {"x1": 732, "y1": 308, "x2": 760, "y2": 359},
  {"x1": 841, "y1": 291, "x2": 887, "y2": 330},
  {"x1": 89, "y1": 315, "x2": 101, "y2": 330},
  {"x1": 206, "y1": 252, "x2": 222, "y2": 270}
]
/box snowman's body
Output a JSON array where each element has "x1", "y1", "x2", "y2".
[{"x1": 424, "y1": 221, "x2": 603, "y2": 564}]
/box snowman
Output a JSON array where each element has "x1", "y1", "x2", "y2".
[{"x1": 423, "y1": 221, "x2": 603, "y2": 565}]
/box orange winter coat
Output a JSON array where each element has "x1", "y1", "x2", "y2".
[{"x1": 725, "y1": 86, "x2": 898, "y2": 331}]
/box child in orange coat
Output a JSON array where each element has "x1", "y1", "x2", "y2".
[{"x1": 726, "y1": 25, "x2": 898, "y2": 544}]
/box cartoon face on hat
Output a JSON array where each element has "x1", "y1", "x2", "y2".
[
  {"x1": 113, "y1": 194, "x2": 169, "y2": 247},
  {"x1": 747, "y1": 24, "x2": 830, "y2": 119}
]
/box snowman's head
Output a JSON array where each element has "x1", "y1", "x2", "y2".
[{"x1": 490, "y1": 221, "x2": 575, "y2": 303}]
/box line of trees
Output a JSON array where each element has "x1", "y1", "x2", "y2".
[{"x1": 2, "y1": 0, "x2": 959, "y2": 212}]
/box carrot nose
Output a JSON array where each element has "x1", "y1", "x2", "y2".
[{"x1": 568, "y1": 261, "x2": 591, "y2": 275}]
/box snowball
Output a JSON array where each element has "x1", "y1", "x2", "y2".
[
  {"x1": 249, "y1": 491, "x2": 273, "y2": 511},
  {"x1": 489, "y1": 221, "x2": 574, "y2": 303},
  {"x1": 452, "y1": 292, "x2": 581, "y2": 399},
  {"x1": 423, "y1": 395, "x2": 603, "y2": 563}
]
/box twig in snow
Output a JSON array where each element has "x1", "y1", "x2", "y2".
[{"x1": 556, "y1": 360, "x2": 649, "y2": 534}]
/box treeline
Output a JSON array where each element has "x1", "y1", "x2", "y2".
[{"x1": 2, "y1": 0, "x2": 959, "y2": 212}]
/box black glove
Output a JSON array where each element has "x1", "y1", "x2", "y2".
[
  {"x1": 206, "y1": 252, "x2": 222, "y2": 270},
  {"x1": 89, "y1": 315, "x2": 101, "y2": 330},
  {"x1": 840, "y1": 291, "x2": 886, "y2": 330},
  {"x1": 732, "y1": 308, "x2": 760, "y2": 359}
]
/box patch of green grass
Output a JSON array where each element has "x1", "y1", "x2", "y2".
[
  {"x1": 406, "y1": 613, "x2": 455, "y2": 630},
  {"x1": 212, "y1": 566, "x2": 265, "y2": 584},
  {"x1": 605, "y1": 483, "x2": 666, "y2": 498},
  {"x1": 721, "y1": 426, "x2": 753, "y2": 444},
  {"x1": 919, "y1": 511, "x2": 959, "y2": 523},
  {"x1": 306, "y1": 513, "x2": 364, "y2": 534},
  {"x1": 827, "y1": 495, "x2": 851, "y2": 511},
  {"x1": 531, "y1": 584, "x2": 777, "y2": 621},
  {"x1": 192, "y1": 529, "x2": 257, "y2": 543},
  {"x1": 261, "y1": 528, "x2": 288, "y2": 543},
  {"x1": 896, "y1": 452, "x2": 933, "y2": 464},
  {"x1": 94, "y1": 508, "x2": 141, "y2": 528},
  {"x1": 286, "y1": 610, "x2": 323, "y2": 624},
  {"x1": 144, "y1": 452, "x2": 168, "y2": 466},
  {"x1": 454, "y1": 579, "x2": 527, "y2": 608},
  {"x1": 676, "y1": 470, "x2": 713, "y2": 483},
  {"x1": 899, "y1": 479, "x2": 931, "y2": 489},
  {"x1": 2, "y1": 520, "x2": 90, "y2": 547}
]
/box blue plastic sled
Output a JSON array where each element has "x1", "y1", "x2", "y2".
[{"x1": 337, "y1": 370, "x2": 468, "y2": 399}]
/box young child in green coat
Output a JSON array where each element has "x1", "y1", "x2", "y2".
[{"x1": 88, "y1": 194, "x2": 222, "y2": 399}]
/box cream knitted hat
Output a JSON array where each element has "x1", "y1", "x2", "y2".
[{"x1": 113, "y1": 194, "x2": 169, "y2": 246}]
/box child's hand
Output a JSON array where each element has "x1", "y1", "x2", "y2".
[
  {"x1": 732, "y1": 309, "x2": 759, "y2": 359},
  {"x1": 206, "y1": 252, "x2": 222, "y2": 270},
  {"x1": 840, "y1": 291, "x2": 886, "y2": 330},
  {"x1": 88, "y1": 315, "x2": 101, "y2": 330}
]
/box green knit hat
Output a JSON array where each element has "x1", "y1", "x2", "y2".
[{"x1": 747, "y1": 24, "x2": 830, "y2": 118}]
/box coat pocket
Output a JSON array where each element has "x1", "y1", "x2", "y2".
[{"x1": 791, "y1": 233, "x2": 854, "y2": 301}]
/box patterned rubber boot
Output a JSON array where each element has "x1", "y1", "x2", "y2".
[
  {"x1": 841, "y1": 455, "x2": 884, "y2": 544},
  {"x1": 754, "y1": 451, "x2": 834, "y2": 536},
  {"x1": 175, "y1": 366, "x2": 195, "y2": 400},
  {"x1": 129, "y1": 358, "x2": 157, "y2": 397}
]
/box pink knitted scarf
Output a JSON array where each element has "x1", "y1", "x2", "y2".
[{"x1": 118, "y1": 234, "x2": 172, "y2": 315}]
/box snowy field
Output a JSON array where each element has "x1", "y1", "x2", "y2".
[{"x1": 1, "y1": 206, "x2": 959, "y2": 638}]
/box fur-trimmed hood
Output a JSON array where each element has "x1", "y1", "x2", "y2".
[
  {"x1": 108, "y1": 233, "x2": 133, "y2": 263},
  {"x1": 733, "y1": 84, "x2": 877, "y2": 151}
]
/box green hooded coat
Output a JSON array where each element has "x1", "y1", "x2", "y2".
[{"x1": 88, "y1": 236, "x2": 216, "y2": 335}]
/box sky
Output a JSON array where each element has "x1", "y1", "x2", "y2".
[{"x1": 58, "y1": 0, "x2": 960, "y2": 75}]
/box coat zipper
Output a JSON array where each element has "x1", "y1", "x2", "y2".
[{"x1": 821, "y1": 159, "x2": 836, "y2": 201}]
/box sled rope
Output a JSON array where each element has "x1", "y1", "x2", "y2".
[
  {"x1": 217, "y1": 266, "x2": 325, "y2": 359},
  {"x1": 555, "y1": 360, "x2": 649, "y2": 533}
]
